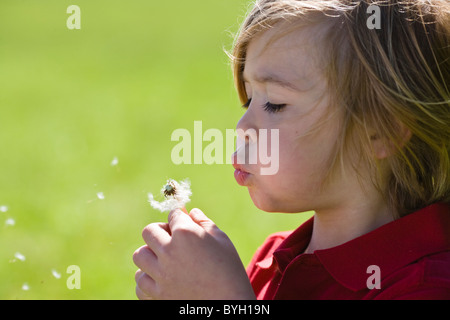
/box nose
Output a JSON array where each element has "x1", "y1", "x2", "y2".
[
  {"x1": 234, "y1": 105, "x2": 259, "y2": 166},
  {"x1": 236, "y1": 108, "x2": 250, "y2": 132},
  {"x1": 236, "y1": 103, "x2": 258, "y2": 144}
]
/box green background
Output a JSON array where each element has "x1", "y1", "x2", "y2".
[{"x1": 0, "y1": 0, "x2": 311, "y2": 299}]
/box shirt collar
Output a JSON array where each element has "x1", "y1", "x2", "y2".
[{"x1": 273, "y1": 203, "x2": 450, "y2": 291}]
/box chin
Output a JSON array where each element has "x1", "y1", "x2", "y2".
[
  {"x1": 248, "y1": 188, "x2": 274, "y2": 212},
  {"x1": 248, "y1": 188, "x2": 314, "y2": 213},
  {"x1": 248, "y1": 189, "x2": 292, "y2": 213}
]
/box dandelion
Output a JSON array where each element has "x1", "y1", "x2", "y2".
[
  {"x1": 97, "y1": 192, "x2": 105, "y2": 200},
  {"x1": 0, "y1": 205, "x2": 8, "y2": 213},
  {"x1": 148, "y1": 179, "x2": 192, "y2": 213},
  {"x1": 21, "y1": 283, "x2": 30, "y2": 291}
]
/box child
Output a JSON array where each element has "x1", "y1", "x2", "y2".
[{"x1": 133, "y1": 0, "x2": 450, "y2": 299}]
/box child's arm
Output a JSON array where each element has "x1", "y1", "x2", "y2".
[{"x1": 133, "y1": 208, "x2": 256, "y2": 300}]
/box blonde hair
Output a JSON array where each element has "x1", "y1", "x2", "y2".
[{"x1": 231, "y1": 0, "x2": 450, "y2": 217}]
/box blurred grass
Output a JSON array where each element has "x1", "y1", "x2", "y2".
[{"x1": 0, "y1": 0, "x2": 312, "y2": 299}]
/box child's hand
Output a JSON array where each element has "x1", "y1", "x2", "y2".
[{"x1": 133, "y1": 208, "x2": 256, "y2": 300}]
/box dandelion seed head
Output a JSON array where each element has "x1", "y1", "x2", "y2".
[
  {"x1": 97, "y1": 192, "x2": 105, "y2": 200},
  {"x1": 0, "y1": 205, "x2": 8, "y2": 213},
  {"x1": 148, "y1": 179, "x2": 192, "y2": 213},
  {"x1": 163, "y1": 183, "x2": 176, "y2": 197}
]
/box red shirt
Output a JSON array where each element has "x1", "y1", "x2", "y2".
[{"x1": 247, "y1": 203, "x2": 450, "y2": 299}]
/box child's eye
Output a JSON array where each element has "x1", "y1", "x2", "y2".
[
  {"x1": 262, "y1": 102, "x2": 286, "y2": 113},
  {"x1": 241, "y1": 99, "x2": 286, "y2": 114}
]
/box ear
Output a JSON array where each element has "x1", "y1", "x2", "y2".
[{"x1": 370, "y1": 124, "x2": 412, "y2": 160}]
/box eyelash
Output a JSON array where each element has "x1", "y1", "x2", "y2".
[{"x1": 242, "y1": 98, "x2": 286, "y2": 113}]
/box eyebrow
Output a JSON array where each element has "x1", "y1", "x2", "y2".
[{"x1": 243, "y1": 72, "x2": 301, "y2": 92}]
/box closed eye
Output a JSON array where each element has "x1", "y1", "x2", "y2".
[
  {"x1": 262, "y1": 102, "x2": 286, "y2": 113},
  {"x1": 242, "y1": 98, "x2": 286, "y2": 114}
]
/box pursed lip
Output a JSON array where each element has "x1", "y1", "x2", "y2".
[
  {"x1": 231, "y1": 152, "x2": 251, "y2": 174},
  {"x1": 232, "y1": 152, "x2": 252, "y2": 186},
  {"x1": 232, "y1": 162, "x2": 249, "y2": 173}
]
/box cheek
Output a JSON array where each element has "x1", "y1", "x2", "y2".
[
  {"x1": 247, "y1": 155, "x2": 309, "y2": 212},
  {"x1": 276, "y1": 133, "x2": 314, "y2": 178},
  {"x1": 247, "y1": 173, "x2": 314, "y2": 213},
  {"x1": 246, "y1": 100, "x2": 344, "y2": 207},
  {"x1": 247, "y1": 131, "x2": 334, "y2": 212},
  {"x1": 247, "y1": 176, "x2": 289, "y2": 212}
]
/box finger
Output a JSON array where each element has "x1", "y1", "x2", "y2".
[
  {"x1": 168, "y1": 208, "x2": 197, "y2": 233},
  {"x1": 136, "y1": 285, "x2": 153, "y2": 300},
  {"x1": 135, "y1": 269, "x2": 158, "y2": 299},
  {"x1": 142, "y1": 222, "x2": 171, "y2": 255},
  {"x1": 133, "y1": 245, "x2": 159, "y2": 278},
  {"x1": 134, "y1": 268, "x2": 144, "y2": 283},
  {"x1": 188, "y1": 208, "x2": 218, "y2": 233},
  {"x1": 180, "y1": 206, "x2": 188, "y2": 214}
]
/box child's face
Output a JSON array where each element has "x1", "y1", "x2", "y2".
[{"x1": 234, "y1": 23, "x2": 346, "y2": 213}]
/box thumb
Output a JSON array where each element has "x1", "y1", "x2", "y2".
[{"x1": 189, "y1": 208, "x2": 218, "y2": 233}]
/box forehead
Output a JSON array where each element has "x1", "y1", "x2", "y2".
[{"x1": 244, "y1": 22, "x2": 327, "y2": 87}]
